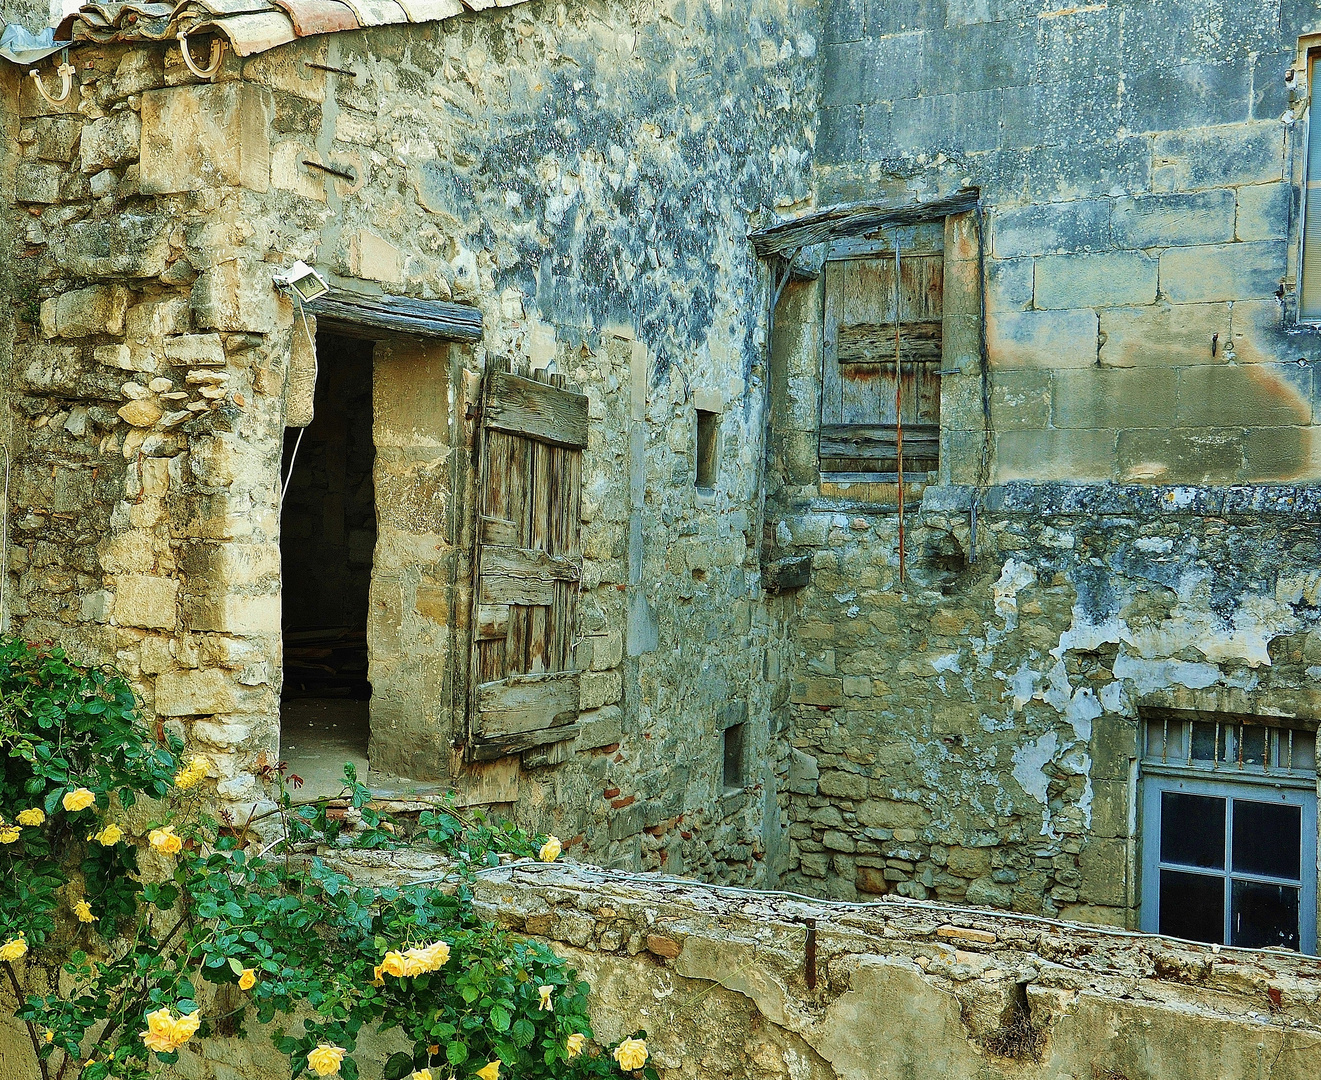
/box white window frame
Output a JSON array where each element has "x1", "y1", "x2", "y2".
[{"x1": 1139, "y1": 772, "x2": 1317, "y2": 954}]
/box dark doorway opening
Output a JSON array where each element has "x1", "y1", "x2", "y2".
[{"x1": 279, "y1": 334, "x2": 376, "y2": 798}]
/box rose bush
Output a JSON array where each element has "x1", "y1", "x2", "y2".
[{"x1": 0, "y1": 638, "x2": 658, "y2": 1080}]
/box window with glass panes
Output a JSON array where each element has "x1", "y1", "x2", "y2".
[{"x1": 1139, "y1": 715, "x2": 1317, "y2": 954}]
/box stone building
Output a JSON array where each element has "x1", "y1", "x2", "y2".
[{"x1": 1, "y1": 0, "x2": 1321, "y2": 960}]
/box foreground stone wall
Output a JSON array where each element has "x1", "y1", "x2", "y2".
[
  {"x1": 6, "y1": 858, "x2": 1320, "y2": 1080},
  {"x1": 817, "y1": 0, "x2": 1321, "y2": 484},
  {"x1": 2, "y1": 0, "x2": 817, "y2": 880}
]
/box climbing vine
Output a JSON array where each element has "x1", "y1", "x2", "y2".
[{"x1": 0, "y1": 638, "x2": 654, "y2": 1080}]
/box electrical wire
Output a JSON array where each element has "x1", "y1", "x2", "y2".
[{"x1": 278, "y1": 292, "x2": 317, "y2": 512}]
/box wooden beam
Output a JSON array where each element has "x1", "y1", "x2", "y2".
[
  {"x1": 479, "y1": 546, "x2": 581, "y2": 606},
  {"x1": 838, "y1": 321, "x2": 942, "y2": 365},
  {"x1": 469, "y1": 723, "x2": 581, "y2": 761},
  {"x1": 305, "y1": 287, "x2": 483, "y2": 342},
  {"x1": 483, "y1": 371, "x2": 589, "y2": 449},
  {"x1": 475, "y1": 671, "x2": 581, "y2": 738}
]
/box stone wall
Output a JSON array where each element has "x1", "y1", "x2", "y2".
[
  {"x1": 6, "y1": 857, "x2": 1321, "y2": 1080},
  {"x1": 1, "y1": 0, "x2": 818, "y2": 881},
  {"x1": 765, "y1": 482, "x2": 1321, "y2": 928},
  {"x1": 816, "y1": 0, "x2": 1321, "y2": 484}
]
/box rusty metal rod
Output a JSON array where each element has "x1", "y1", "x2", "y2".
[
  {"x1": 302, "y1": 159, "x2": 357, "y2": 182},
  {"x1": 894, "y1": 237, "x2": 905, "y2": 584}
]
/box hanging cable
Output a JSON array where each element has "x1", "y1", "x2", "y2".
[
  {"x1": 279, "y1": 293, "x2": 317, "y2": 512},
  {"x1": 894, "y1": 237, "x2": 905, "y2": 585}
]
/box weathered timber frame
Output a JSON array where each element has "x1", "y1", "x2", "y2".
[
  {"x1": 305, "y1": 286, "x2": 483, "y2": 342},
  {"x1": 466, "y1": 361, "x2": 587, "y2": 761}
]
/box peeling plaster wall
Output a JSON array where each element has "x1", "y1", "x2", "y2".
[{"x1": 768, "y1": 482, "x2": 1321, "y2": 929}]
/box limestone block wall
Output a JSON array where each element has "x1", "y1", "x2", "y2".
[
  {"x1": 11, "y1": 858, "x2": 1321, "y2": 1080},
  {"x1": 765, "y1": 482, "x2": 1321, "y2": 931},
  {"x1": 2, "y1": 0, "x2": 819, "y2": 881},
  {"x1": 816, "y1": 0, "x2": 1321, "y2": 485}
]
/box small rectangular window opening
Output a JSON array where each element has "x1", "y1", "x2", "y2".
[
  {"x1": 696, "y1": 409, "x2": 719, "y2": 490},
  {"x1": 722, "y1": 722, "x2": 745, "y2": 792}
]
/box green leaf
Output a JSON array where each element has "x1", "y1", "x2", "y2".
[
  {"x1": 445, "y1": 1042, "x2": 468, "y2": 1066},
  {"x1": 383, "y1": 1052, "x2": 415, "y2": 1080},
  {"x1": 489, "y1": 1005, "x2": 511, "y2": 1032},
  {"x1": 228, "y1": 958, "x2": 245, "y2": 976}
]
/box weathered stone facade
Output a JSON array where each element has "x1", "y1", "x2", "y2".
[{"x1": 4, "y1": 0, "x2": 1321, "y2": 972}]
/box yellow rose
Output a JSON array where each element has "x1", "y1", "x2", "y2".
[
  {"x1": 239, "y1": 968, "x2": 257, "y2": 991},
  {"x1": 307, "y1": 1044, "x2": 347, "y2": 1077},
  {"x1": 173, "y1": 755, "x2": 209, "y2": 791},
  {"x1": 409, "y1": 1071, "x2": 432, "y2": 1080},
  {"x1": 421, "y1": 941, "x2": 450, "y2": 970},
  {"x1": 17, "y1": 808, "x2": 45, "y2": 826},
  {"x1": 170, "y1": 1010, "x2": 200, "y2": 1046},
  {"x1": 613, "y1": 1037, "x2": 648, "y2": 1071},
  {"x1": 0, "y1": 825, "x2": 20, "y2": 844},
  {"x1": 140, "y1": 1007, "x2": 176, "y2": 1053},
  {"x1": 92, "y1": 823, "x2": 124, "y2": 846},
  {"x1": 538, "y1": 835, "x2": 562, "y2": 862},
  {"x1": 380, "y1": 951, "x2": 409, "y2": 978},
  {"x1": 149, "y1": 826, "x2": 183, "y2": 855},
  {"x1": 566, "y1": 1033, "x2": 586, "y2": 1059},
  {"x1": 371, "y1": 964, "x2": 385, "y2": 986},
  {"x1": 537, "y1": 985, "x2": 554, "y2": 1011},
  {"x1": 62, "y1": 788, "x2": 96, "y2": 812},
  {"x1": 44, "y1": 1030, "x2": 53, "y2": 1043},
  {"x1": 475, "y1": 1061, "x2": 501, "y2": 1080},
  {"x1": 0, "y1": 935, "x2": 27, "y2": 963},
  {"x1": 72, "y1": 899, "x2": 95, "y2": 923}
]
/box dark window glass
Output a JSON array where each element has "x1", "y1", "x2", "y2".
[
  {"x1": 1159, "y1": 869, "x2": 1224, "y2": 944},
  {"x1": 1191, "y1": 722, "x2": 1229, "y2": 762},
  {"x1": 1232, "y1": 800, "x2": 1301, "y2": 880},
  {"x1": 1231, "y1": 881, "x2": 1300, "y2": 950},
  {"x1": 1161, "y1": 792, "x2": 1225, "y2": 869},
  {"x1": 1239, "y1": 726, "x2": 1267, "y2": 767}
]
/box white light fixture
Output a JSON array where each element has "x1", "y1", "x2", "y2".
[{"x1": 273, "y1": 261, "x2": 329, "y2": 302}]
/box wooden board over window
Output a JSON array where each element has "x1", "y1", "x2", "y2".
[
  {"x1": 468, "y1": 362, "x2": 586, "y2": 761},
  {"x1": 821, "y1": 252, "x2": 942, "y2": 476}
]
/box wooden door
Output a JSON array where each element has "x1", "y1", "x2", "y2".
[
  {"x1": 468, "y1": 362, "x2": 587, "y2": 761},
  {"x1": 820, "y1": 253, "x2": 942, "y2": 474}
]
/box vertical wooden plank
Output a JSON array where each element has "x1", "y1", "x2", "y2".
[
  {"x1": 504, "y1": 433, "x2": 531, "y2": 678},
  {"x1": 525, "y1": 436, "x2": 553, "y2": 674},
  {"x1": 821, "y1": 263, "x2": 843, "y2": 428}
]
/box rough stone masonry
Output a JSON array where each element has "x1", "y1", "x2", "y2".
[{"x1": 0, "y1": 0, "x2": 1320, "y2": 1017}]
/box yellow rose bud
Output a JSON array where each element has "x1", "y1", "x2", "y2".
[
  {"x1": 0, "y1": 825, "x2": 20, "y2": 844},
  {"x1": 613, "y1": 1037, "x2": 648, "y2": 1071},
  {"x1": 566, "y1": 1032, "x2": 586, "y2": 1059},
  {"x1": 475, "y1": 1061, "x2": 501, "y2": 1080},
  {"x1": 72, "y1": 899, "x2": 95, "y2": 923},
  {"x1": 92, "y1": 823, "x2": 124, "y2": 846},
  {"x1": 307, "y1": 1044, "x2": 347, "y2": 1077},
  {"x1": 537, "y1": 985, "x2": 554, "y2": 1011},
  {"x1": 538, "y1": 835, "x2": 562, "y2": 862},
  {"x1": 44, "y1": 1030, "x2": 54, "y2": 1043},
  {"x1": 62, "y1": 788, "x2": 96, "y2": 813},
  {"x1": 16, "y1": 808, "x2": 45, "y2": 826},
  {"x1": 149, "y1": 826, "x2": 183, "y2": 855},
  {"x1": 0, "y1": 935, "x2": 27, "y2": 963},
  {"x1": 239, "y1": 968, "x2": 257, "y2": 991}
]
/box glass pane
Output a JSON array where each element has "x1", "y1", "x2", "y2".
[
  {"x1": 1231, "y1": 880, "x2": 1299, "y2": 950},
  {"x1": 1161, "y1": 791, "x2": 1225, "y2": 869},
  {"x1": 1289, "y1": 731, "x2": 1316, "y2": 773},
  {"x1": 1238, "y1": 726, "x2": 1266, "y2": 767},
  {"x1": 1232, "y1": 800, "x2": 1301, "y2": 880},
  {"x1": 1145, "y1": 721, "x2": 1184, "y2": 761},
  {"x1": 1191, "y1": 722, "x2": 1230, "y2": 763},
  {"x1": 1159, "y1": 869, "x2": 1225, "y2": 944}
]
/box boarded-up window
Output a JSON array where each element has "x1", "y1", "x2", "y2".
[
  {"x1": 820, "y1": 252, "x2": 942, "y2": 477},
  {"x1": 468, "y1": 363, "x2": 586, "y2": 761}
]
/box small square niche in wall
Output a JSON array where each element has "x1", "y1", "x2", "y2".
[
  {"x1": 723, "y1": 721, "x2": 745, "y2": 792},
  {"x1": 696, "y1": 409, "x2": 719, "y2": 490}
]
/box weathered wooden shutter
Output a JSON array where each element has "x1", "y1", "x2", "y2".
[
  {"x1": 468, "y1": 362, "x2": 587, "y2": 761},
  {"x1": 820, "y1": 253, "x2": 942, "y2": 475}
]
